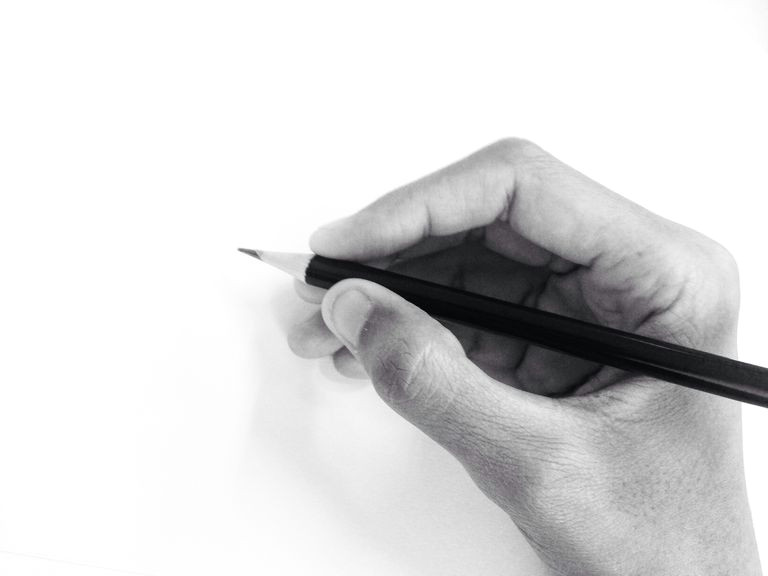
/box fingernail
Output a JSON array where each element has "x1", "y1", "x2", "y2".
[{"x1": 329, "y1": 289, "x2": 372, "y2": 351}]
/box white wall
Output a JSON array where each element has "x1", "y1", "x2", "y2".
[{"x1": 1, "y1": 1, "x2": 766, "y2": 574}]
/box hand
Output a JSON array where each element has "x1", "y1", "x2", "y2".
[{"x1": 286, "y1": 139, "x2": 760, "y2": 574}]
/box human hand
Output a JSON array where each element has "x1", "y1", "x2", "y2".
[{"x1": 287, "y1": 139, "x2": 760, "y2": 574}]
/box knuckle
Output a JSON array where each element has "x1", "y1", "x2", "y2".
[
  {"x1": 371, "y1": 337, "x2": 435, "y2": 408},
  {"x1": 682, "y1": 234, "x2": 740, "y2": 310},
  {"x1": 648, "y1": 227, "x2": 741, "y2": 338},
  {"x1": 706, "y1": 239, "x2": 740, "y2": 284},
  {"x1": 490, "y1": 137, "x2": 544, "y2": 162},
  {"x1": 678, "y1": 230, "x2": 739, "y2": 283},
  {"x1": 485, "y1": 139, "x2": 555, "y2": 195}
]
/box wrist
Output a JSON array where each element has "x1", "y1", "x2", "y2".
[{"x1": 509, "y1": 397, "x2": 761, "y2": 576}]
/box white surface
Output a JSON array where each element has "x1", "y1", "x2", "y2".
[{"x1": 1, "y1": 1, "x2": 767, "y2": 574}]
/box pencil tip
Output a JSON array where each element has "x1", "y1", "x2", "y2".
[{"x1": 238, "y1": 247, "x2": 262, "y2": 260}]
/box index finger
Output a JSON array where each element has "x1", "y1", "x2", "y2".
[{"x1": 309, "y1": 138, "x2": 663, "y2": 268}]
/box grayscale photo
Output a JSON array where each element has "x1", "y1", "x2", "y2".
[{"x1": 1, "y1": 1, "x2": 767, "y2": 575}]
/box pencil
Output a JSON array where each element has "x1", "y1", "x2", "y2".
[{"x1": 239, "y1": 248, "x2": 768, "y2": 409}]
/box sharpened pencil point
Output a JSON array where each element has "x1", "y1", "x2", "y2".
[
  {"x1": 238, "y1": 248, "x2": 263, "y2": 260},
  {"x1": 238, "y1": 249, "x2": 312, "y2": 280}
]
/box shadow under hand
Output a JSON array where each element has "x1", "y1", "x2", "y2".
[{"x1": 243, "y1": 285, "x2": 548, "y2": 576}]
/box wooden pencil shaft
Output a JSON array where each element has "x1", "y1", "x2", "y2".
[{"x1": 306, "y1": 255, "x2": 768, "y2": 408}]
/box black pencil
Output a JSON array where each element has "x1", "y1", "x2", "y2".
[{"x1": 239, "y1": 248, "x2": 768, "y2": 409}]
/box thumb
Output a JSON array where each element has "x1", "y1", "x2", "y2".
[{"x1": 321, "y1": 278, "x2": 546, "y2": 460}]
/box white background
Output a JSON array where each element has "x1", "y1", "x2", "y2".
[{"x1": 1, "y1": 1, "x2": 767, "y2": 574}]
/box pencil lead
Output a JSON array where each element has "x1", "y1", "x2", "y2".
[{"x1": 238, "y1": 247, "x2": 263, "y2": 260}]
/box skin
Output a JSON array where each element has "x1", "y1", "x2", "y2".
[{"x1": 285, "y1": 139, "x2": 761, "y2": 575}]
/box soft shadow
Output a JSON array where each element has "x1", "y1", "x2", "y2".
[{"x1": 243, "y1": 284, "x2": 548, "y2": 575}]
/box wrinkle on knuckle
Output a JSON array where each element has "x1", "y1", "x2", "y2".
[
  {"x1": 600, "y1": 231, "x2": 739, "y2": 347},
  {"x1": 482, "y1": 138, "x2": 553, "y2": 221},
  {"x1": 667, "y1": 237, "x2": 740, "y2": 336},
  {"x1": 372, "y1": 337, "x2": 438, "y2": 409}
]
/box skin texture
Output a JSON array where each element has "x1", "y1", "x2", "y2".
[{"x1": 286, "y1": 139, "x2": 761, "y2": 575}]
